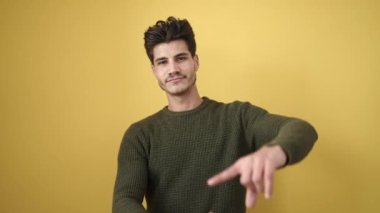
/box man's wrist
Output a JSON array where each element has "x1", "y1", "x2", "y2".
[{"x1": 266, "y1": 144, "x2": 288, "y2": 168}]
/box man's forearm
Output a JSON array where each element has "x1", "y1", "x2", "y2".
[{"x1": 268, "y1": 118, "x2": 318, "y2": 164}]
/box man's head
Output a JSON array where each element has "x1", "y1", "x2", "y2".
[
  {"x1": 144, "y1": 16, "x2": 196, "y2": 64},
  {"x1": 144, "y1": 17, "x2": 199, "y2": 97}
]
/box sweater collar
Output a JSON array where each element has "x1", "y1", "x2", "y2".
[{"x1": 162, "y1": 97, "x2": 211, "y2": 116}]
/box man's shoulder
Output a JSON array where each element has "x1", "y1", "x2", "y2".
[
  {"x1": 124, "y1": 109, "x2": 164, "y2": 137},
  {"x1": 209, "y1": 97, "x2": 260, "y2": 111},
  {"x1": 206, "y1": 97, "x2": 244, "y2": 106},
  {"x1": 207, "y1": 98, "x2": 269, "y2": 121},
  {"x1": 132, "y1": 109, "x2": 164, "y2": 127}
]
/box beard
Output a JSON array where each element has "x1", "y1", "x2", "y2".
[{"x1": 158, "y1": 75, "x2": 197, "y2": 96}]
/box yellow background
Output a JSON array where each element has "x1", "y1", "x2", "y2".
[{"x1": 1, "y1": 0, "x2": 379, "y2": 212}]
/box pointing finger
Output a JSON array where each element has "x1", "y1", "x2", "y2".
[{"x1": 207, "y1": 164, "x2": 240, "y2": 186}]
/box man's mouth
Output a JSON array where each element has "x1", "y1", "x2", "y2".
[{"x1": 166, "y1": 76, "x2": 185, "y2": 83}]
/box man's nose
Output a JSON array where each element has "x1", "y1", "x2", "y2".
[{"x1": 168, "y1": 61, "x2": 180, "y2": 75}]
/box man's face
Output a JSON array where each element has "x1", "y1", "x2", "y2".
[{"x1": 151, "y1": 40, "x2": 199, "y2": 97}]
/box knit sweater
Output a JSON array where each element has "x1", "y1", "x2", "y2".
[{"x1": 113, "y1": 97, "x2": 317, "y2": 213}]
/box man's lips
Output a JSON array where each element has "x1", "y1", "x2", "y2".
[{"x1": 166, "y1": 76, "x2": 185, "y2": 83}]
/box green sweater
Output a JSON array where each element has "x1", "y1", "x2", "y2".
[{"x1": 113, "y1": 97, "x2": 317, "y2": 213}]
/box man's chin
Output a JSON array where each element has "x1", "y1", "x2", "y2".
[
  {"x1": 164, "y1": 87, "x2": 189, "y2": 96},
  {"x1": 166, "y1": 90, "x2": 187, "y2": 96}
]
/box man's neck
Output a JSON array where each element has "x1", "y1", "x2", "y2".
[{"x1": 166, "y1": 90, "x2": 203, "y2": 112}]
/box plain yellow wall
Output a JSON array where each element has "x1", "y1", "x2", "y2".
[{"x1": 1, "y1": 0, "x2": 379, "y2": 212}]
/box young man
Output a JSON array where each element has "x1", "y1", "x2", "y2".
[{"x1": 113, "y1": 17, "x2": 318, "y2": 213}]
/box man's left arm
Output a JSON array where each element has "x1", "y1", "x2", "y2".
[{"x1": 208, "y1": 103, "x2": 318, "y2": 208}]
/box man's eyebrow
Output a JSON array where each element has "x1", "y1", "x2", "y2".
[
  {"x1": 154, "y1": 57, "x2": 167, "y2": 63},
  {"x1": 175, "y1": 52, "x2": 190, "y2": 57},
  {"x1": 154, "y1": 52, "x2": 190, "y2": 63}
]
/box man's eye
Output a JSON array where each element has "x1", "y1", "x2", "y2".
[
  {"x1": 157, "y1": 61, "x2": 167, "y2": 65},
  {"x1": 178, "y1": 57, "x2": 187, "y2": 61}
]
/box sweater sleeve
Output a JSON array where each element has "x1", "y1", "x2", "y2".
[
  {"x1": 241, "y1": 102, "x2": 318, "y2": 165},
  {"x1": 113, "y1": 124, "x2": 148, "y2": 213}
]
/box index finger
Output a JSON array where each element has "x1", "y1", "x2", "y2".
[{"x1": 207, "y1": 164, "x2": 240, "y2": 187}]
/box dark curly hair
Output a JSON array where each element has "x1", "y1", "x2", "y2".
[{"x1": 144, "y1": 16, "x2": 196, "y2": 64}]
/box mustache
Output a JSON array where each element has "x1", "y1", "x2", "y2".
[{"x1": 165, "y1": 75, "x2": 186, "y2": 83}]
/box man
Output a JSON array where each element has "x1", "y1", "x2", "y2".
[{"x1": 113, "y1": 16, "x2": 317, "y2": 213}]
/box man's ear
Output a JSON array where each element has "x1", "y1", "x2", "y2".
[
  {"x1": 151, "y1": 64, "x2": 155, "y2": 71},
  {"x1": 194, "y1": 54, "x2": 200, "y2": 71}
]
